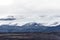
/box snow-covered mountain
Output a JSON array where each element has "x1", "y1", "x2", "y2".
[
  {"x1": 0, "y1": 15, "x2": 60, "y2": 27},
  {"x1": 0, "y1": 22, "x2": 60, "y2": 32},
  {"x1": 0, "y1": 22, "x2": 47, "y2": 32}
]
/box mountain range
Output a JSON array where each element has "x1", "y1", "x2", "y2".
[{"x1": 0, "y1": 22, "x2": 60, "y2": 32}]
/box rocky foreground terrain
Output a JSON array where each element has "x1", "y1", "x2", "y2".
[{"x1": 0, "y1": 32, "x2": 60, "y2": 40}]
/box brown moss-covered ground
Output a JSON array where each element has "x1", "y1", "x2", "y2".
[{"x1": 0, "y1": 32, "x2": 60, "y2": 40}]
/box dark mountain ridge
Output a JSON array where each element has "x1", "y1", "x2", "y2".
[{"x1": 0, "y1": 22, "x2": 60, "y2": 32}]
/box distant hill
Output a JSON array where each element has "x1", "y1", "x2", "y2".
[{"x1": 0, "y1": 16, "x2": 16, "y2": 21}]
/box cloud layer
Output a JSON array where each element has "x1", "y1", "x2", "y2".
[{"x1": 0, "y1": 0, "x2": 60, "y2": 26}]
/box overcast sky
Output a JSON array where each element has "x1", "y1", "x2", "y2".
[
  {"x1": 14, "y1": 0, "x2": 60, "y2": 16},
  {"x1": 0, "y1": 0, "x2": 60, "y2": 16},
  {"x1": 0, "y1": 0, "x2": 60, "y2": 26}
]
